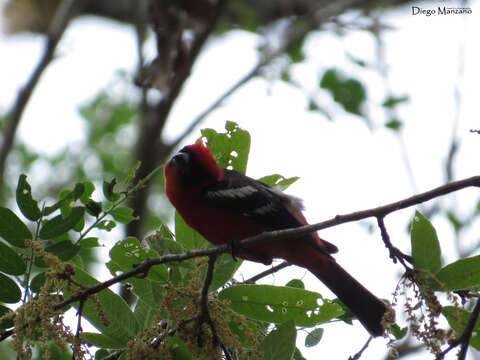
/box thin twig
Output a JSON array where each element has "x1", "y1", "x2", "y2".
[
  {"x1": 376, "y1": 216, "x2": 412, "y2": 270},
  {"x1": 0, "y1": 0, "x2": 76, "y2": 187},
  {"x1": 243, "y1": 262, "x2": 292, "y2": 284},
  {"x1": 72, "y1": 298, "x2": 85, "y2": 360},
  {"x1": 350, "y1": 336, "x2": 372, "y2": 360},
  {"x1": 196, "y1": 255, "x2": 232, "y2": 359}
]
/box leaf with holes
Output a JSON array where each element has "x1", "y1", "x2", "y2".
[
  {"x1": 218, "y1": 285, "x2": 343, "y2": 326},
  {"x1": 16, "y1": 174, "x2": 41, "y2": 221}
]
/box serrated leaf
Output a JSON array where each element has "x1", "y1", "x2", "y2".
[
  {"x1": 110, "y1": 206, "x2": 138, "y2": 224},
  {"x1": 434, "y1": 256, "x2": 480, "y2": 291},
  {"x1": 259, "y1": 320, "x2": 296, "y2": 360},
  {"x1": 0, "y1": 207, "x2": 31, "y2": 248},
  {"x1": 0, "y1": 241, "x2": 26, "y2": 275},
  {"x1": 39, "y1": 207, "x2": 85, "y2": 239},
  {"x1": 410, "y1": 211, "x2": 441, "y2": 274},
  {"x1": 305, "y1": 327, "x2": 323, "y2": 347},
  {"x1": 85, "y1": 200, "x2": 102, "y2": 217},
  {"x1": 0, "y1": 272, "x2": 21, "y2": 303},
  {"x1": 218, "y1": 285, "x2": 344, "y2": 326},
  {"x1": 16, "y1": 174, "x2": 41, "y2": 221}
]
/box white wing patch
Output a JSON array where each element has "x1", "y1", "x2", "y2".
[
  {"x1": 207, "y1": 185, "x2": 257, "y2": 199},
  {"x1": 251, "y1": 203, "x2": 276, "y2": 215}
]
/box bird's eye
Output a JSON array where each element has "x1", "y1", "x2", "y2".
[{"x1": 171, "y1": 151, "x2": 190, "y2": 169}]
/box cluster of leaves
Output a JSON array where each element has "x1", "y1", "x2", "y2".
[{"x1": 389, "y1": 211, "x2": 480, "y2": 353}]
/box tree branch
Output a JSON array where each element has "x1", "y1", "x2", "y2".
[
  {"x1": 0, "y1": 0, "x2": 77, "y2": 189},
  {"x1": 1, "y1": 175, "x2": 478, "y2": 342}
]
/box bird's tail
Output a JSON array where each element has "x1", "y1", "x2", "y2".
[{"x1": 306, "y1": 257, "x2": 388, "y2": 336}]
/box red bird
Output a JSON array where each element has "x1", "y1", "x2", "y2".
[{"x1": 164, "y1": 142, "x2": 387, "y2": 336}]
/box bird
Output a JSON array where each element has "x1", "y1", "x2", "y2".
[{"x1": 164, "y1": 141, "x2": 388, "y2": 336}]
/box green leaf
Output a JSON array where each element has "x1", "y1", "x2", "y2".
[
  {"x1": 0, "y1": 272, "x2": 21, "y2": 303},
  {"x1": 391, "y1": 323, "x2": 408, "y2": 340},
  {"x1": 0, "y1": 207, "x2": 31, "y2": 248},
  {"x1": 218, "y1": 285, "x2": 344, "y2": 327},
  {"x1": 382, "y1": 95, "x2": 409, "y2": 108},
  {"x1": 443, "y1": 306, "x2": 480, "y2": 350},
  {"x1": 103, "y1": 178, "x2": 120, "y2": 202},
  {"x1": 285, "y1": 279, "x2": 304, "y2": 289},
  {"x1": 80, "y1": 237, "x2": 101, "y2": 248},
  {"x1": 305, "y1": 327, "x2": 323, "y2": 347},
  {"x1": 110, "y1": 206, "x2": 138, "y2": 224},
  {"x1": 79, "y1": 181, "x2": 95, "y2": 204},
  {"x1": 410, "y1": 211, "x2": 441, "y2": 274},
  {"x1": 39, "y1": 207, "x2": 85, "y2": 239},
  {"x1": 16, "y1": 174, "x2": 41, "y2": 221},
  {"x1": 446, "y1": 211, "x2": 464, "y2": 232},
  {"x1": 345, "y1": 52, "x2": 367, "y2": 67},
  {"x1": 95, "y1": 219, "x2": 116, "y2": 232},
  {"x1": 385, "y1": 118, "x2": 403, "y2": 132},
  {"x1": 201, "y1": 122, "x2": 251, "y2": 174},
  {"x1": 83, "y1": 332, "x2": 126, "y2": 349},
  {"x1": 286, "y1": 38, "x2": 306, "y2": 63},
  {"x1": 0, "y1": 241, "x2": 26, "y2": 275},
  {"x1": 175, "y1": 212, "x2": 207, "y2": 250},
  {"x1": 434, "y1": 256, "x2": 480, "y2": 291},
  {"x1": 108, "y1": 237, "x2": 168, "y2": 282},
  {"x1": 258, "y1": 174, "x2": 299, "y2": 192},
  {"x1": 209, "y1": 253, "x2": 243, "y2": 291},
  {"x1": 0, "y1": 305, "x2": 14, "y2": 330},
  {"x1": 65, "y1": 266, "x2": 140, "y2": 344},
  {"x1": 30, "y1": 272, "x2": 47, "y2": 293},
  {"x1": 85, "y1": 200, "x2": 103, "y2": 217},
  {"x1": 258, "y1": 320, "x2": 296, "y2": 360},
  {"x1": 95, "y1": 349, "x2": 110, "y2": 360},
  {"x1": 320, "y1": 69, "x2": 367, "y2": 116},
  {"x1": 125, "y1": 161, "x2": 141, "y2": 186},
  {"x1": 36, "y1": 241, "x2": 81, "y2": 267}
]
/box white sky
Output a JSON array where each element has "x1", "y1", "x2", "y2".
[{"x1": 1, "y1": 0, "x2": 480, "y2": 359}]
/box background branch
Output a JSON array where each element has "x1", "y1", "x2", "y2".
[{"x1": 0, "y1": 0, "x2": 77, "y2": 190}]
